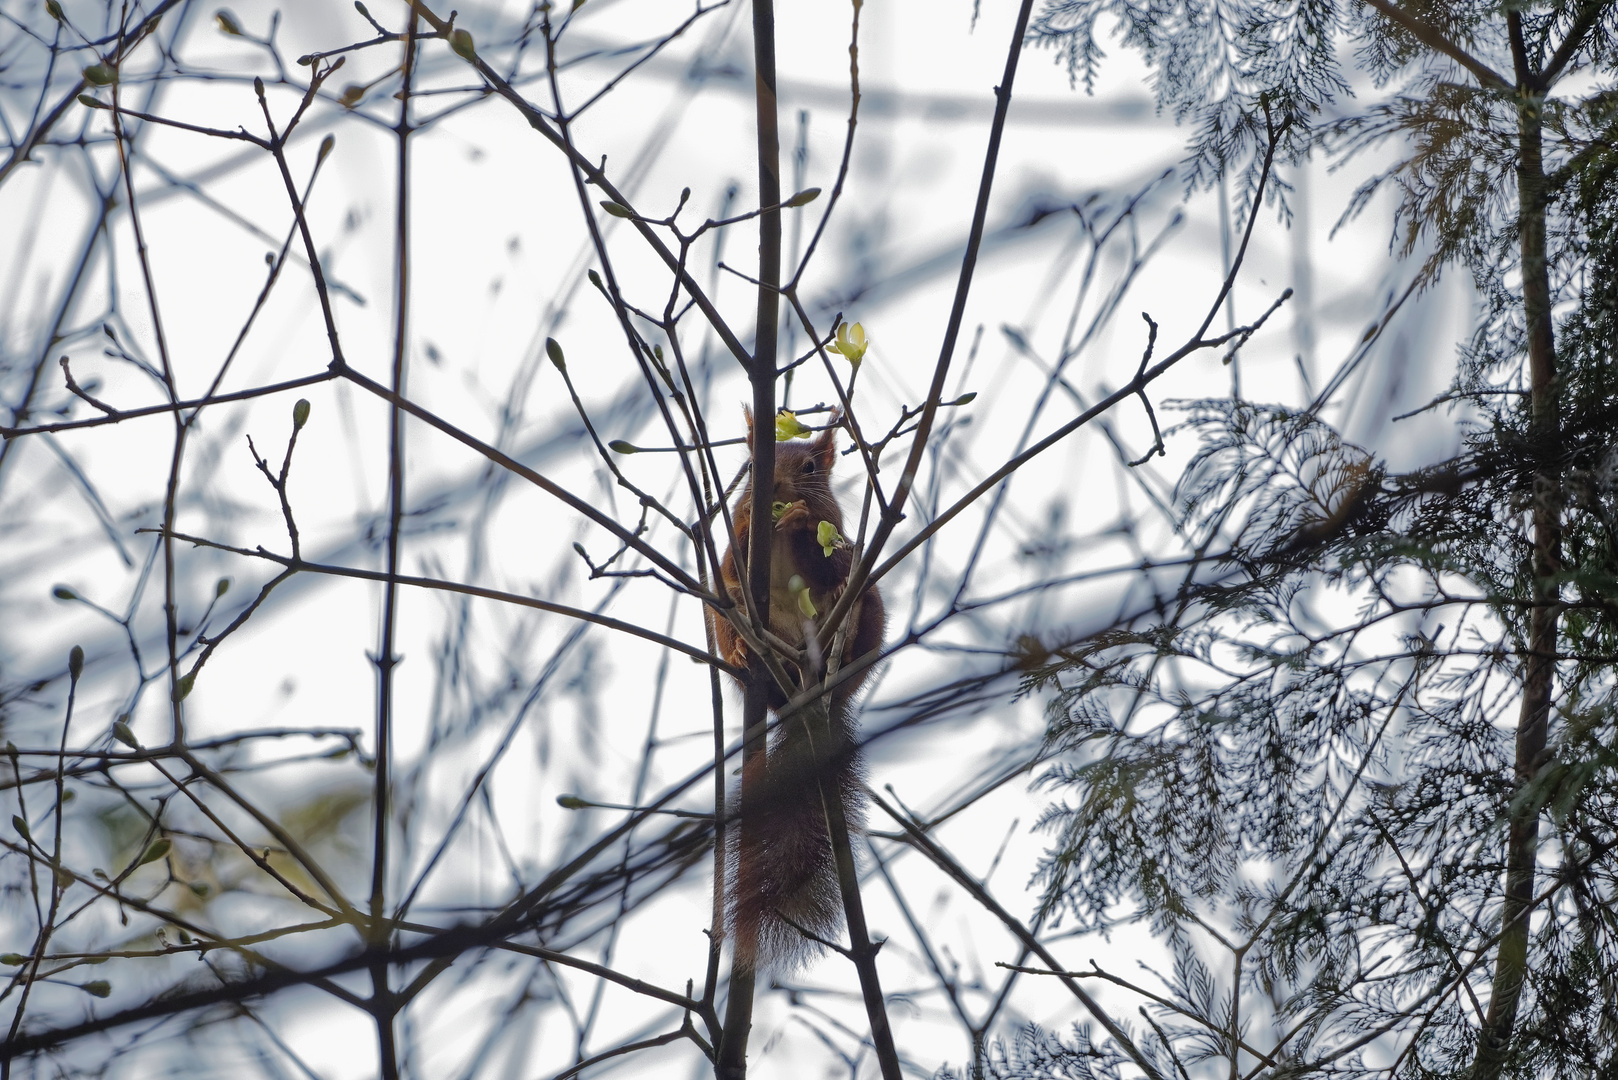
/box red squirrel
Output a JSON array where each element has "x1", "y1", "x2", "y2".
[{"x1": 710, "y1": 408, "x2": 885, "y2": 972}]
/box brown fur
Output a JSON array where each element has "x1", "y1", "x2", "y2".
[{"x1": 708, "y1": 409, "x2": 885, "y2": 972}]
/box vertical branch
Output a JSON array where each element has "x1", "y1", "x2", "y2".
[
  {"x1": 369, "y1": 14, "x2": 421, "y2": 1080},
  {"x1": 110, "y1": 43, "x2": 187, "y2": 746},
  {"x1": 719, "y1": 1, "x2": 781, "y2": 1075},
  {"x1": 1471, "y1": 20, "x2": 1560, "y2": 1079}
]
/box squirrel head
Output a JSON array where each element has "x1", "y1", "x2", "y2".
[{"x1": 743, "y1": 406, "x2": 840, "y2": 508}]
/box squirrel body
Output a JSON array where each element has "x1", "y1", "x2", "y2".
[{"x1": 709, "y1": 411, "x2": 885, "y2": 972}]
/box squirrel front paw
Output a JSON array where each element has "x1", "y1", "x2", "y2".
[{"x1": 775, "y1": 500, "x2": 812, "y2": 529}]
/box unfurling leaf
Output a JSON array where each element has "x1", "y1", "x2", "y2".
[
  {"x1": 137, "y1": 837, "x2": 171, "y2": 866},
  {"x1": 771, "y1": 501, "x2": 790, "y2": 522},
  {"x1": 173, "y1": 673, "x2": 195, "y2": 702},
  {"x1": 112, "y1": 720, "x2": 140, "y2": 750},
  {"x1": 817, "y1": 520, "x2": 843, "y2": 557},
  {"x1": 828, "y1": 321, "x2": 868, "y2": 365},
  {"x1": 774, "y1": 409, "x2": 811, "y2": 441},
  {"x1": 787, "y1": 575, "x2": 817, "y2": 618}
]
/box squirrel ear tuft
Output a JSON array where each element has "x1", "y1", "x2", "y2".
[
  {"x1": 743, "y1": 405, "x2": 755, "y2": 451},
  {"x1": 811, "y1": 408, "x2": 840, "y2": 469}
]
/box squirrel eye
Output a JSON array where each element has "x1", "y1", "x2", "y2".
[{"x1": 801, "y1": 459, "x2": 816, "y2": 474}]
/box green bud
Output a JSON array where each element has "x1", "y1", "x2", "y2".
[
  {"x1": 177, "y1": 928, "x2": 191, "y2": 944},
  {"x1": 137, "y1": 837, "x2": 171, "y2": 866},
  {"x1": 354, "y1": 0, "x2": 370, "y2": 15},
  {"x1": 252, "y1": 76, "x2": 265, "y2": 98},
  {"x1": 83, "y1": 64, "x2": 116, "y2": 85},
  {"x1": 45, "y1": 0, "x2": 63, "y2": 21},
  {"x1": 81, "y1": 980, "x2": 111, "y2": 998},
  {"x1": 112, "y1": 720, "x2": 140, "y2": 750},
  {"x1": 771, "y1": 501, "x2": 790, "y2": 522},
  {"x1": 68, "y1": 646, "x2": 84, "y2": 681},
  {"x1": 77, "y1": 94, "x2": 107, "y2": 110},
  {"x1": 215, "y1": 8, "x2": 242, "y2": 34},
  {"x1": 556, "y1": 795, "x2": 587, "y2": 809},
  {"x1": 950, "y1": 391, "x2": 977, "y2": 406},
  {"x1": 0, "y1": 955, "x2": 27, "y2": 966},
  {"x1": 546, "y1": 337, "x2": 566, "y2": 371},
  {"x1": 292, "y1": 398, "x2": 310, "y2": 431},
  {"x1": 189, "y1": 881, "x2": 210, "y2": 897},
  {"x1": 608, "y1": 440, "x2": 637, "y2": 455},
  {"x1": 599, "y1": 201, "x2": 633, "y2": 219},
  {"x1": 449, "y1": 28, "x2": 476, "y2": 61},
  {"x1": 13, "y1": 816, "x2": 30, "y2": 841},
  {"x1": 587, "y1": 269, "x2": 603, "y2": 290},
  {"x1": 338, "y1": 84, "x2": 363, "y2": 107},
  {"x1": 817, "y1": 520, "x2": 843, "y2": 557},
  {"x1": 317, "y1": 134, "x2": 335, "y2": 162},
  {"x1": 53, "y1": 585, "x2": 77, "y2": 601},
  {"x1": 215, "y1": 578, "x2": 230, "y2": 598},
  {"x1": 173, "y1": 673, "x2": 195, "y2": 702},
  {"x1": 784, "y1": 187, "x2": 821, "y2": 208}
]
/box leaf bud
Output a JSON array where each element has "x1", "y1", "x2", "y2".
[
  {"x1": 215, "y1": 8, "x2": 242, "y2": 34},
  {"x1": 68, "y1": 646, "x2": 84, "y2": 681},
  {"x1": 292, "y1": 398, "x2": 310, "y2": 431},
  {"x1": 449, "y1": 28, "x2": 476, "y2": 61},
  {"x1": 784, "y1": 187, "x2": 821, "y2": 208},
  {"x1": 546, "y1": 337, "x2": 566, "y2": 371},
  {"x1": 82, "y1": 64, "x2": 116, "y2": 85}
]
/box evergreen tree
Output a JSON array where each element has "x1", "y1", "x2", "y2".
[{"x1": 1015, "y1": 3, "x2": 1618, "y2": 1076}]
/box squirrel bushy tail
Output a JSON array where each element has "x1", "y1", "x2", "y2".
[{"x1": 728, "y1": 696, "x2": 866, "y2": 974}]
